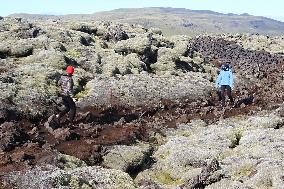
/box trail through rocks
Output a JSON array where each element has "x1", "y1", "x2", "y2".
[{"x1": 0, "y1": 88, "x2": 279, "y2": 176}]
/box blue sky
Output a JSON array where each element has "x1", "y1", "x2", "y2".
[{"x1": 1, "y1": 0, "x2": 283, "y2": 21}]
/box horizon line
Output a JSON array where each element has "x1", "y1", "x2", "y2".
[{"x1": 2, "y1": 7, "x2": 284, "y2": 22}]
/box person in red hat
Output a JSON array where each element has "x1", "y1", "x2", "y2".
[{"x1": 56, "y1": 65, "x2": 76, "y2": 125}]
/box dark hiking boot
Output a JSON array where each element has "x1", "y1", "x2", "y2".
[
  {"x1": 54, "y1": 115, "x2": 60, "y2": 124},
  {"x1": 44, "y1": 114, "x2": 60, "y2": 133},
  {"x1": 63, "y1": 119, "x2": 76, "y2": 129}
]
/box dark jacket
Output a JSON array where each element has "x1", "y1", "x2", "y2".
[{"x1": 58, "y1": 74, "x2": 74, "y2": 97}]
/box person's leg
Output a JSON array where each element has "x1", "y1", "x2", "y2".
[
  {"x1": 217, "y1": 88, "x2": 222, "y2": 101},
  {"x1": 226, "y1": 86, "x2": 234, "y2": 105},
  {"x1": 220, "y1": 85, "x2": 226, "y2": 106},
  {"x1": 65, "y1": 96, "x2": 76, "y2": 123},
  {"x1": 58, "y1": 96, "x2": 70, "y2": 119}
]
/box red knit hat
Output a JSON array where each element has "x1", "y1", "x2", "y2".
[{"x1": 66, "y1": 66, "x2": 74, "y2": 74}]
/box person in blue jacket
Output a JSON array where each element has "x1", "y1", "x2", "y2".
[{"x1": 216, "y1": 64, "x2": 234, "y2": 106}]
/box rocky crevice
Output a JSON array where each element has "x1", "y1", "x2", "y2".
[
  {"x1": 180, "y1": 159, "x2": 222, "y2": 189},
  {"x1": 126, "y1": 146, "x2": 156, "y2": 179}
]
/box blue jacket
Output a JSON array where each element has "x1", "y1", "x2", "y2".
[{"x1": 215, "y1": 70, "x2": 234, "y2": 88}]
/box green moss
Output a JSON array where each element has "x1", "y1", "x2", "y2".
[
  {"x1": 57, "y1": 154, "x2": 87, "y2": 170},
  {"x1": 75, "y1": 87, "x2": 90, "y2": 99},
  {"x1": 54, "y1": 174, "x2": 71, "y2": 186},
  {"x1": 154, "y1": 171, "x2": 183, "y2": 185},
  {"x1": 217, "y1": 150, "x2": 233, "y2": 161},
  {"x1": 255, "y1": 178, "x2": 273, "y2": 189},
  {"x1": 231, "y1": 164, "x2": 255, "y2": 180},
  {"x1": 229, "y1": 131, "x2": 242, "y2": 148},
  {"x1": 66, "y1": 49, "x2": 81, "y2": 59},
  {"x1": 70, "y1": 176, "x2": 92, "y2": 189},
  {"x1": 157, "y1": 149, "x2": 170, "y2": 160},
  {"x1": 46, "y1": 85, "x2": 59, "y2": 96},
  {"x1": 180, "y1": 131, "x2": 192, "y2": 137}
]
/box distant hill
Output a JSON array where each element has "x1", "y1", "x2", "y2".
[{"x1": 9, "y1": 7, "x2": 284, "y2": 36}]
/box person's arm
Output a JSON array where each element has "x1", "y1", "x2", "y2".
[
  {"x1": 215, "y1": 73, "x2": 221, "y2": 89},
  {"x1": 57, "y1": 76, "x2": 62, "y2": 86},
  {"x1": 67, "y1": 78, "x2": 74, "y2": 97},
  {"x1": 229, "y1": 71, "x2": 234, "y2": 89}
]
